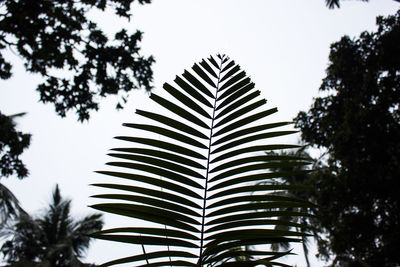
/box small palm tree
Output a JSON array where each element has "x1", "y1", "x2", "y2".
[
  {"x1": 1, "y1": 184, "x2": 103, "y2": 267},
  {"x1": 262, "y1": 148, "x2": 319, "y2": 267}
]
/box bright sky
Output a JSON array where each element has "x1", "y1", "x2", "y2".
[{"x1": 0, "y1": 0, "x2": 399, "y2": 266}]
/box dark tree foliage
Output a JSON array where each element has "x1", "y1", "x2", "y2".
[
  {"x1": 294, "y1": 10, "x2": 400, "y2": 266},
  {"x1": 0, "y1": 0, "x2": 154, "y2": 180},
  {"x1": 0, "y1": 112, "x2": 29, "y2": 228},
  {"x1": 0, "y1": 0, "x2": 154, "y2": 121},
  {"x1": 0, "y1": 112, "x2": 30, "y2": 178},
  {"x1": 1, "y1": 185, "x2": 103, "y2": 266}
]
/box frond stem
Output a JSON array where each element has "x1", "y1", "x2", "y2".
[{"x1": 199, "y1": 56, "x2": 224, "y2": 265}]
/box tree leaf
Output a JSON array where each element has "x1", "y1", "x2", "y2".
[{"x1": 92, "y1": 55, "x2": 312, "y2": 266}]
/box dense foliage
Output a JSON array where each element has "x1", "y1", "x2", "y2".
[
  {"x1": 294, "y1": 10, "x2": 400, "y2": 266},
  {"x1": 0, "y1": 0, "x2": 154, "y2": 121},
  {"x1": 0, "y1": 112, "x2": 30, "y2": 236},
  {"x1": 91, "y1": 54, "x2": 313, "y2": 266},
  {"x1": 0, "y1": 0, "x2": 154, "y2": 188},
  {"x1": 0, "y1": 112, "x2": 30, "y2": 178},
  {"x1": 1, "y1": 185, "x2": 103, "y2": 266}
]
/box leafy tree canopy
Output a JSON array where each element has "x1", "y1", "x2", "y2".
[
  {"x1": 0, "y1": 112, "x2": 29, "y2": 228},
  {"x1": 0, "y1": 112, "x2": 30, "y2": 178},
  {"x1": 294, "y1": 9, "x2": 400, "y2": 266},
  {"x1": 0, "y1": 0, "x2": 154, "y2": 180},
  {"x1": 0, "y1": 0, "x2": 154, "y2": 121}
]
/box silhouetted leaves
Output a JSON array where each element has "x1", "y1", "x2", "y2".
[
  {"x1": 0, "y1": 112, "x2": 29, "y2": 230},
  {"x1": 1, "y1": 185, "x2": 103, "y2": 266},
  {"x1": 0, "y1": 112, "x2": 30, "y2": 179},
  {"x1": 92, "y1": 55, "x2": 312, "y2": 266},
  {"x1": 0, "y1": 0, "x2": 154, "y2": 121},
  {"x1": 294, "y1": 10, "x2": 400, "y2": 266}
]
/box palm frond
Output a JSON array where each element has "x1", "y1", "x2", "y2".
[
  {"x1": 325, "y1": 0, "x2": 370, "y2": 9},
  {"x1": 326, "y1": 0, "x2": 340, "y2": 8},
  {"x1": 91, "y1": 55, "x2": 313, "y2": 266},
  {"x1": 0, "y1": 183, "x2": 26, "y2": 228}
]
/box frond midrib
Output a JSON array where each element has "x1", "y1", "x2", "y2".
[{"x1": 198, "y1": 55, "x2": 226, "y2": 265}]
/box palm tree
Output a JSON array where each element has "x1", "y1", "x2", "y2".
[
  {"x1": 261, "y1": 149, "x2": 313, "y2": 267},
  {"x1": 263, "y1": 148, "x2": 333, "y2": 267},
  {"x1": 91, "y1": 54, "x2": 313, "y2": 266},
  {"x1": 1, "y1": 184, "x2": 103, "y2": 266}
]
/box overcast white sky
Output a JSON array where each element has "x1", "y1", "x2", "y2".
[{"x1": 0, "y1": 0, "x2": 399, "y2": 266}]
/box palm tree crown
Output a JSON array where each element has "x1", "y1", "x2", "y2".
[{"x1": 1, "y1": 184, "x2": 103, "y2": 267}]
